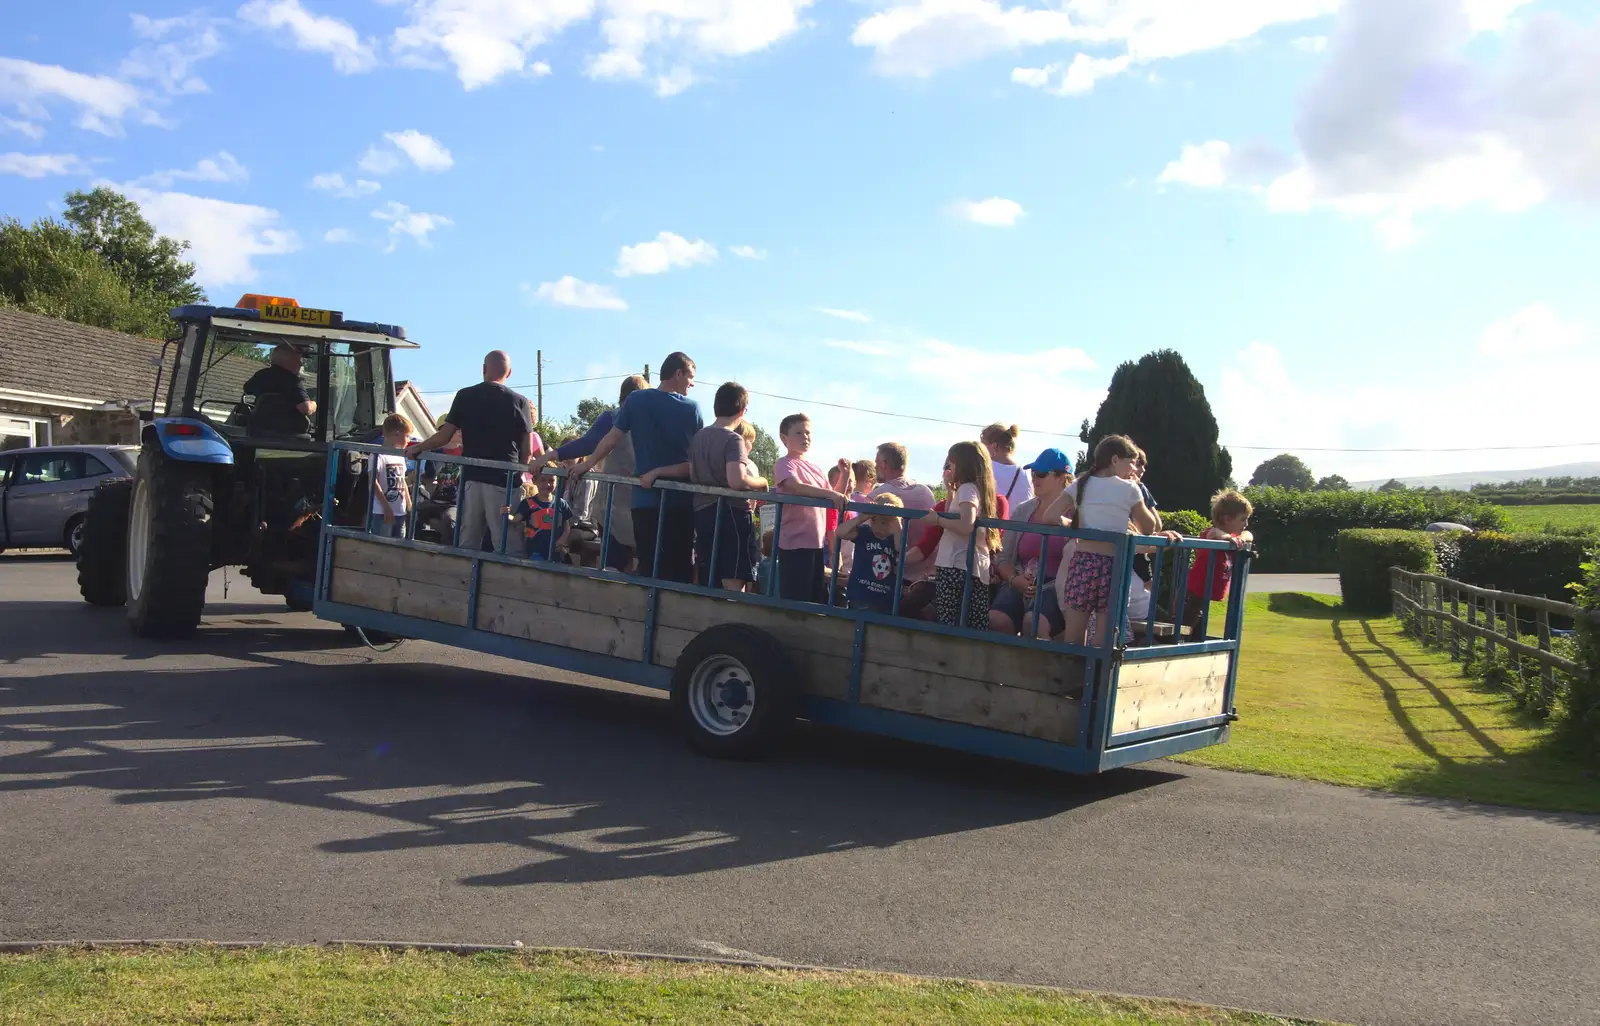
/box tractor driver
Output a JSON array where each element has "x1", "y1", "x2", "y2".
[{"x1": 244, "y1": 343, "x2": 318, "y2": 437}]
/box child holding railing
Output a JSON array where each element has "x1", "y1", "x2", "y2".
[
  {"x1": 930, "y1": 441, "x2": 1000, "y2": 629},
  {"x1": 1183, "y1": 490, "x2": 1253, "y2": 632},
  {"x1": 831, "y1": 493, "x2": 904, "y2": 612},
  {"x1": 773, "y1": 414, "x2": 848, "y2": 603}
]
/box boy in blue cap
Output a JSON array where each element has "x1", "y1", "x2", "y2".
[{"x1": 988, "y1": 448, "x2": 1074, "y2": 637}]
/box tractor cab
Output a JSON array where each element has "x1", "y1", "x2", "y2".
[{"x1": 76, "y1": 294, "x2": 419, "y2": 638}]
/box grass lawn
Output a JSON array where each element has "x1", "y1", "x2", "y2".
[
  {"x1": 0, "y1": 946, "x2": 1328, "y2": 1026},
  {"x1": 1495, "y1": 503, "x2": 1600, "y2": 533},
  {"x1": 1173, "y1": 593, "x2": 1600, "y2": 814}
]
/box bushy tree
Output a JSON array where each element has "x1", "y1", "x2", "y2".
[
  {"x1": 1315, "y1": 474, "x2": 1351, "y2": 491},
  {"x1": 1250, "y1": 453, "x2": 1315, "y2": 490},
  {"x1": 0, "y1": 218, "x2": 175, "y2": 336},
  {"x1": 1, "y1": 187, "x2": 204, "y2": 338},
  {"x1": 1378, "y1": 478, "x2": 1408, "y2": 493},
  {"x1": 573, "y1": 396, "x2": 614, "y2": 434},
  {"x1": 63, "y1": 187, "x2": 204, "y2": 306},
  {"x1": 1080, "y1": 349, "x2": 1231, "y2": 511},
  {"x1": 749, "y1": 423, "x2": 778, "y2": 481}
]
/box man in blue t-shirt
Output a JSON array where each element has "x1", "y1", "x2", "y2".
[{"x1": 572, "y1": 352, "x2": 703, "y2": 582}]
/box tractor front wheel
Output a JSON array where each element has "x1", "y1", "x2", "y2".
[{"x1": 126, "y1": 446, "x2": 214, "y2": 639}]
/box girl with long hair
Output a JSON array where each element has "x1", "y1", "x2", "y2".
[
  {"x1": 1041, "y1": 435, "x2": 1175, "y2": 647},
  {"x1": 932, "y1": 441, "x2": 1000, "y2": 629}
]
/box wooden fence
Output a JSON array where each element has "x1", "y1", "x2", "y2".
[{"x1": 1389, "y1": 567, "x2": 1599, "y2": 713}]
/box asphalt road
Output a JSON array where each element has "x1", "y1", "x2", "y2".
[{"x1": 1, "y1": 556, "x2": 1595, "y2": 1026}]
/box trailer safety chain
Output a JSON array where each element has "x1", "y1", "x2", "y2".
[{"x1": 351, "y1": 626, "x2": 405, "y2": 653}]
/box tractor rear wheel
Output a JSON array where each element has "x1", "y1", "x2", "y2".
[
  {"x1": 77, "y1": 478, "x2": 134, "y2": 606},
  {"x1": 126, "y1": 446, "x2": 214, "y2": 639}
]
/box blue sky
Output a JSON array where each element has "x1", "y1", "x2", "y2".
[{"x1": 4, "y1": 0, "x2": 1599, "y2": 487}]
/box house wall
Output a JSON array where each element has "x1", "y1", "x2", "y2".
[{"x1": 0, "y1": 399, "x2": 141, "y2": 448}]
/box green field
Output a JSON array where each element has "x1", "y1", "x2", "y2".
[
  {"x1": 0, "y1": 946, "x2": 1327, "y2": 1026},
  {"x1": 1494, "y1": 503, "x2": 1600, "y2": 533},
  {"x1": 1174, "y1": 594, "x2": 1599, "y2": 813}
]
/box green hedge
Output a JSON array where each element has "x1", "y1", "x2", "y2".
[
  {"x1": 1245, "y1": 487, "x2": 1508, "y2": 572},
  {"x1": 1454, "y1": 532, "x2": 1592, "y2": 603},
  {"x1": 1337, "y1": 529, "x2": 1438, "y2": 612},
  {"x1": 1567, "y1": 553, "x2": 1600, "y2": 759},
  {"x1": 1162, "y1": 509, "x2": 1211, "y2": 537},
  {"x1": 1484, "y1": 494, "x2": 1600, "y2": 506}
]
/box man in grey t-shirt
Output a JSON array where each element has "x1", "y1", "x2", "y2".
[{"x1": 688, "y1": 382, "x2": 767, "y2": 589}]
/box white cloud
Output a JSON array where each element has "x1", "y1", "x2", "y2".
[
  {"x1": 132, "y1": 151, "x2": 248, "y2": 188},
  {"x1": 393, "y1": 0, "x2": 592, "y2": 90},
  {"x1": 1291, "y1": 35, "x2": 1327, "y2": 53},
  {"x1": 393, "y1": 0, "x2": 809, "y2": 95},
  {"x1": 323, "y1": 227, "x2": 354, "y2": 244},
  {"x1": 237, "y1": 0, "x2": 377, "y2": 74},
  {"x1": 1010, "y1": 52, "x2": 1129, "y2": 95},
  {"x1": 1158, "y1": 140, "x2": 1233, "y2": 188},
  {"x1": 1215, "y1": 310, "x2": 1600, "y2": 482},
  {"x1": 528, "y1": 275, "x2": 629, "y2": 311},
  {"x1": 383, "y1": 129, "x2": 454, "y2": 171},
  {"x1": 371, "y1": 201, "x2": 453, "y2": 250},
  {"x1": 730, "y1": 244, "x2": 768, "y2": 260},
  {"x1": 814, "y1": 307, "x2": 873, "y2": 323},
  {"x1": 357, "y1": 146, "x2": 402, "y2": 175},
  {"x1": 614, "y1": 231, "x2": 717, "y2": 276},
  {"x1": 1, "y1": 116, "x2": 45, "y2": 140},
  {"x1": 1156, "y1": 0, "x2": 1599, "y2": 245},
  {"x1": 0, "y1": 152, "x2": 90, "y2": 178},
  {"x1": 310, "y1": 172, "x2": 382, "y2": 197},
  {"x1": 120, "y1": 13, "x2": 224, "y2": 95},
  {"x1": 852, "y1": 0, "x2": 1336, "y2": 84},
  {"x1": 1475, "y1": 303, "x2": 1585, "y2": 357},
  {"x1": 949, "y1": 196, "x2": 1024, "y2": 225},
  {"x1": 117, "y1": 185, "x2": 299, "y2": 286},
  {"x1": 0, "y1": 57, "x2": 144, "y2": 135}
]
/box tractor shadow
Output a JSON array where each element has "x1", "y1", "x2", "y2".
[
  {"x1": 0, "y1": 652, "x2": 1180, "y2": 887},
  {"x1": 0, "y1": 602, "x2": 357, "y2": 666}
]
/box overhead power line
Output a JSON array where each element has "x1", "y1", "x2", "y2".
[{"x1": 416, "y1": 372, "x2": 1600, "y2": 455}]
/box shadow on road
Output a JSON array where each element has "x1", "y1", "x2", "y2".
[
  {"x1": 0, "y1": 604, "x2": 349, "y2": 665},
  {"x1": 0, "y1": 624, "x2": 1180, "y2": 885}
]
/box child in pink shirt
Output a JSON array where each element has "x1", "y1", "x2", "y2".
[{"x1": 773, "y1": 413, "x2": 846, "y2": 603}]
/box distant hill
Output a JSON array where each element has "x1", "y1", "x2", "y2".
[{"x1": 1353, "y1": 461, "x2": 1600, "y2": 491}]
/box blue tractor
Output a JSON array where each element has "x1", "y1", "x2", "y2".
[{"x1": 76, "y1": 294, "x2": 416, "y2": 638}]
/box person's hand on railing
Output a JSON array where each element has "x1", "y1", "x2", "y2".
[
  {"x1": 529, "y1": 449, "x2": 559, "y2": 472},
  {"x1": 639, "y1": 467, "x2": 664, "y2": 490}
]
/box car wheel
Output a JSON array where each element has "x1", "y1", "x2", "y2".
[{"x1": 64, "y1": 514, "x2": 87, "y2": 557}]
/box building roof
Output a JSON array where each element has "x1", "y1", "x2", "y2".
[{"x1": 0, "y1": 308, "x2": 167, "y2": 406}]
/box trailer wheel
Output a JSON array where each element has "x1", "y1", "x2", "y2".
[
  {"x1": 671, "y1": 624, "x2": 798, "y2": 759},
  {"x1": 77, "y1": 478, "x2": 134, "y2": 606}
]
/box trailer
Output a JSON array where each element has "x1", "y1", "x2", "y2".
[{"x1": 315, "y1": 442, "x2": 1252, "y2": 774}]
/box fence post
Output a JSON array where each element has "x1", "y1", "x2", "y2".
[
  {"x1": 1465, "y1": 593, "x2": 1478, "y2": 663},
  {"x1": 1485, "y1": 596, "x2": 1497, "y2": 659},
  {"x1": 1448, "y1": 583, "x2": 1460, "y2": 661},
  {"x1": 1537, "y1": 608, "x2": 1554, "y2": 712},
  {"x1": 1432, "y1": 577, "x2": 1445, "y2": 650},
  {"x1": 1506, "y1": 602, "x2": 1523, "y2": 699}
]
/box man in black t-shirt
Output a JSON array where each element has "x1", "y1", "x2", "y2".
[
  {"x1": 243, "y1": 344, "x2": 317, "y2": 437},
  {"x1": 407, "y1": 350, "x2": 533, "y2": 552}
]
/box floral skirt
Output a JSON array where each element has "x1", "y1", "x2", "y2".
[
  {"x1": 1062, "y1": 551, "x2": 1114, "y2": 612},
  {"x1": 935, "y1": 567, "x2": 991, "y2": 629}
]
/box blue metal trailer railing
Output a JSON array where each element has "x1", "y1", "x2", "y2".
[{"x1": 318, "y1": 441, "x2": 1253, "y2": 773}]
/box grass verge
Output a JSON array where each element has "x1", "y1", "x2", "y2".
[
  {"x1": 0, "y1": 945, "x2": 1329, "y2": 1026},
  {"x1": 1173, "y1": 593, "x2": 1599, "y2": 814},
  {"x1": 1495, "y1": 503, "x2": 1600, "y2": 533}
]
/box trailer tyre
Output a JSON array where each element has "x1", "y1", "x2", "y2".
[
  {"x1": 77, "y1": 478, "x2": 134, "y2": 606},
  {"x1": 671, "y1": 624, "x2": 799, "y2": 759},
  {"x1": 126, "y1": 446, "x2": 213, "y2": 639}
]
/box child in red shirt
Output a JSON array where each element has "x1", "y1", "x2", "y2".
[{"x1": 1183, "y1": 490, "x2": 1253, "y2": 632}]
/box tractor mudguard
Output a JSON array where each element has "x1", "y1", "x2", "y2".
[{"x1": 147, "y1": 418, "x2": 234, "y2": 465}]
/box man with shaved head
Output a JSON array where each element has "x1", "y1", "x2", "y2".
[{"x1": 409, "y1": 349, "x2": 533, "y2": 552}]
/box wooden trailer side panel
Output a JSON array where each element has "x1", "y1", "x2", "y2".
[
  {"x1": 330, "y1": 538, "x2": 472, "y2": 626},
  {"x1": 477, "y1": 561, "x2": 648, "y2": 660},
  {"x1": 1111, "y1": 652, "x2": 1229, "y2": 736}
]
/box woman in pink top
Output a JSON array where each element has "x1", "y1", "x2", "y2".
[{"x1": 772, "y1": 414, "x2": 846, "y2": 603}]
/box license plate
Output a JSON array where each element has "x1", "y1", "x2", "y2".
[{"x1": 262, "y1": 304, "x2": 339, "y2": 327}]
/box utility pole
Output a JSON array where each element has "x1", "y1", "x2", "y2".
[
  {"x1": 536, "y1": 349, "x2": 543, "y2": 424},
  {"x1": 643, "y1": 361, "x2": 650, "y2": 384}
]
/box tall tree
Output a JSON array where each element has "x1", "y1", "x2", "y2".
[
  {"x1": 573, "y1": 396, "x2": 614, "y2": 434},
  {"x1": 1378, "y1": 478, "x2": 1408, "y2": 492},
  {"x1": 0, "y1": 217, "x2": 175, "y2": 336},
  {"x1": 749, "y1": 423, "x2": 779, "y2": 481},
  {"x1": 1081, "y1": 349, "x2": 1231, "y2": 511},
  {"x1": 1315, "y1": 474, "x2": 1351, "y2": 491},
  {"x1": 1250, "y1": 453, "x2": 1316, "y2": 490},
  {"x1": 63, "y1": 188, "x2": 204, "y2": 306}
]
